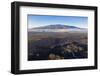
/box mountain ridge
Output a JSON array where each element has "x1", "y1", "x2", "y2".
[
  {"x1": 28, "y1": 24, "x2": 87, "y2": 32},
  {"x1": 30, "y1": 24, "x2": 81, "y2": 29}
]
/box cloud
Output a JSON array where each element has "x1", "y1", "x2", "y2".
[
  {"x1": 28, "y1": 24, "x2": 38, "y2": 29},
  {"x1": 28, "y1": 24, "x2": 32, "y2": 29}
]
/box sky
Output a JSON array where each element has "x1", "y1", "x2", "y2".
[{"x1": 28, "y1": 15, "x2": 88, "y2": 29}]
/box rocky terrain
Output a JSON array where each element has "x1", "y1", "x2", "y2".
[{"x1": 28, "y1": 24, "x2": 88, "y2": 61}]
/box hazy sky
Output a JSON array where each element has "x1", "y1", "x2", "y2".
[{"x1": 28, "y1": 15, "x2": 88, "y2": 29}]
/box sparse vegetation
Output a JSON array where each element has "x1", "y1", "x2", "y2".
[{"x1": 28, "y1": 31, "x2": 88, "y2": 61}]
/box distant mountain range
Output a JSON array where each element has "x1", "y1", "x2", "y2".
[
  {"x1": 32, "y1": 24, "x2": 80, "y2": 29},
  {"x1": 29, "y1": 24, "x2": 87, "y2": 32}
]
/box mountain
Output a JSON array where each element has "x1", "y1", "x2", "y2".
[
  {"x1": 32, "y1": 24, "x2": 80, "y2": 29},
  {"x1": 29, "y1": 24, "x2": 87, "y2": 32}
]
